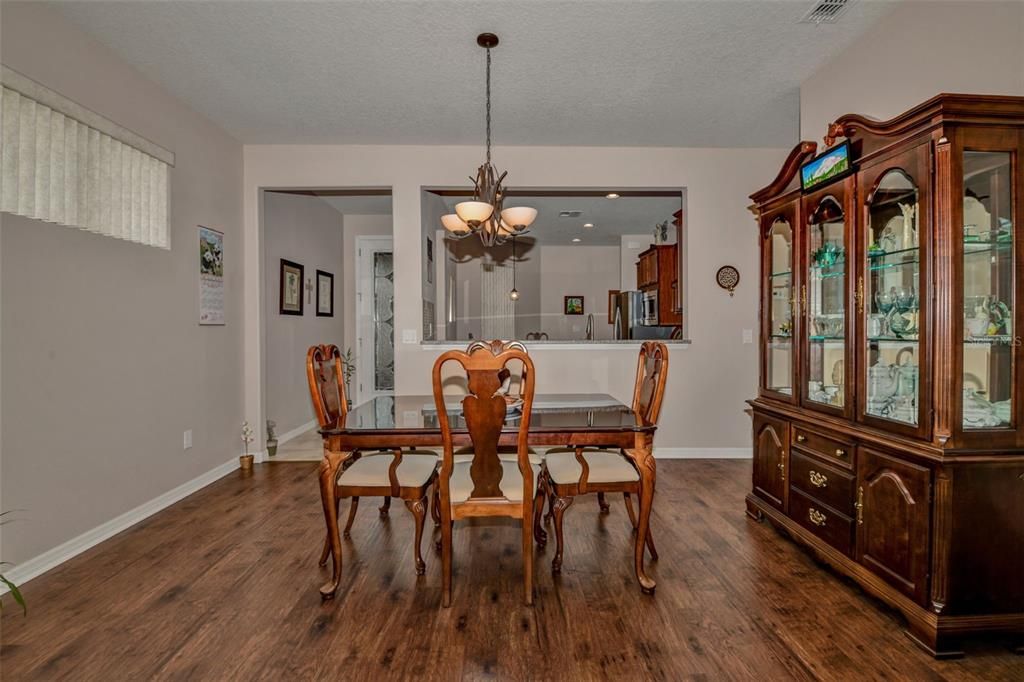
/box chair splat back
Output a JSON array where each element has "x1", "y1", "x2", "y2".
[
  {"x1": 433, "y1": 345, "x2": 536, "y2": 503},
  {"x1": 306, "y1": 344, "x2": 348, "y2": 428},
  {"x1": 631, "y1": 342, "x2": 669, "y2": 426}
]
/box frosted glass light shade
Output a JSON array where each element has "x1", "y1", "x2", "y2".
[
  {"x1": 441, "y1": 213, "x2": 469, "y2": 233},
  {"x1": 501, "y1": 206, "x2": 537, "y2": 229},
  {"x1": 455, "y1": 201, "x2": 494, "y2": 225},
  {"x1": 498, "y1": 219, "x2": 513, "y2": 235}
]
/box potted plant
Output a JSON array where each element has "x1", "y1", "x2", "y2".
[
  {"x1": 240, "y1": 421, "x2": 255, "y2": 471},
  {"x1": 1, "y1": 510, "x2": 26, "y2": 615},
  {"x1": 266, "y1": 420, "x2": 278, "y2": 457}
]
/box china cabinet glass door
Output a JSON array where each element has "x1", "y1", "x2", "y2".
[
  {"x1": 766, "y1": 215, "x2": 795, "y2": 398},
  {"x1": 804, "y1": 192, "x2": 849, "y2": 413},
  {"x1": 862, "y1": 168, "x2": 924, "y2": 430},
  {"x1": 961, "y1": 149, "x2": 1015, "y2": 431}
]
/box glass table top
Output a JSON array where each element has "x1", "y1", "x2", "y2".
[{"x1": 320, "y1": 393, "x2": 652, "y2": 434}]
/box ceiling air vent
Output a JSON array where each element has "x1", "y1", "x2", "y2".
[
  {"x1": 558, "y1": 210, "x2": 582, "y2": 218},
  {"x1": 800, "y1": 0, "x2": 852, "y2": 24}
]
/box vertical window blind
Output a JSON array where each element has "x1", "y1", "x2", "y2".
[{"x1": 0, "y1": 66, "x2": 174, "y2": 249}]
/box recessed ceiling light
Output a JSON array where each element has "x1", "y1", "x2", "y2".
[
  {"x1": 572, "y1": 238, "x2": 582, "y2": 243},
  {"x1": 583, "y1": 223, "x2": 594, "y2": 228},
  {"x1": 605, "y1": 193, "x2": 620, "y2": 199}
]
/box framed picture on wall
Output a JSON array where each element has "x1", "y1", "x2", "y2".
[
  {"x1": 564, "y1": 295, "x2": 584, "y2": 315},
  {"x1": 279, "y1": 259, "x2": 304, "y2": 315},
  {"x1": 607, "y1": 290, "x2": 619, "y2": 324},
  {"x1": 316, "y1": 269, "x2": 334, "y2": 317}
]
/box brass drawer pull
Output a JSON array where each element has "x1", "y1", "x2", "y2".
[
  {"x1": 834, "y1": 448, "x2": 847, "y2": 458},
  {"x1": 777, "y1": 460, "x2": 785, "y2": 481},
  {"x1": 808, "y1": 470, "x2": 828, "y2": 488},
  {"x1": 796, "y1": 434, "x2": 807, "y2": 443},
  {"x1": 808, "y1": 508, "x2": 827, "y2": 527},
  {"x1": 855, "y1": 486, "x2": 864, "y2": 525}
]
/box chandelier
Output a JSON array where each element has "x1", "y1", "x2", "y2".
[{"x1": 441, "y1": 33, "x2": 537, "y2": 247}]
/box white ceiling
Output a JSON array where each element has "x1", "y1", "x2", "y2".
[
  {"x1": 436, "y1": 192, "x2": 682, "y2": 246},
  {"x1": 47, "y1": 0, "x2": 895, "y2": 148}
]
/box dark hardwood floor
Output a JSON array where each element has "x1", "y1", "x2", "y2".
[{"x1": 1, "y1": 460, "x2": 1020, "y2": 680}]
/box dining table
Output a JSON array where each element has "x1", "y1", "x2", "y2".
[{"x1": 317, "y1": 393, "x2": 658, "y2": 597}]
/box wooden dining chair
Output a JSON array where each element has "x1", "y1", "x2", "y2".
[
  {"x1": 433, "y1": 344, "x2": 539, "y2": 606},
  {"x1": 536, "y1": 341, "x2": 669, "y2": 579},
  {"x1": 455, "y1": 340, "x2": 543, "y2": 466},
  {"x1": 307, "y1": 344, "x2": 438, "y2": 576}
]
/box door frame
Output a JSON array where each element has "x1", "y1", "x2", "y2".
[{"x1": 354, "y1": 235, "x2": 394, "y2": 405}]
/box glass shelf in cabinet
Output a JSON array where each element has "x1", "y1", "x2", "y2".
[
  {"x1": 809, "y1": 335, "x2": 845, "y2": 342},
  {"x1": 868, "y1": 260, "x2": 919, "y2": 274},
  {"x1": 964, "y1": 240, "x2": 1012, "y2": 256},
  {"x1": 769, "y1": 270, "x2": 792, "y2": 278},
  {"x1": 868, "y1": 245, "x2": 920, "y2": 260},
  {"x1": 868, "y1": 335, "x2": 920, "y2": 343},
  {"x1": 963, "y1": 335, "x2": 1015, "y2": 345}
]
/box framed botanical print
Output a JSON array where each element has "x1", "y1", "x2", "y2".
[
  {"x1": 316, "y1": 269, "x2": 334, "y2": 317},
  {"x1": 279, "y1": 259, "x2": 304, "y2": 315},
  {"x1": 564, "y1": 295, "x2": 584, "y2": 315}
]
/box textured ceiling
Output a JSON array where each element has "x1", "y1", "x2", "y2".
[{"x1": 47, "y1": 0, "x2": 895, "y2": 147}]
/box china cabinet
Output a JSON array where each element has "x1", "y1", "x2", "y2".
[{"x1": 747, "y1": 95, "x2": 1024, "y2": 658}]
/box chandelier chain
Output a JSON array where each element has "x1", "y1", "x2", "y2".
[{"x1": 485, "y1": 47, "x2": 492, "y2": 165}]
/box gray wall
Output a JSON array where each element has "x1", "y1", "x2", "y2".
[
  {"x1": 1, "y1": 3, "x2": 244, "y2": 564},
  {"x1": 262, "y1": 192, "x2": 345, "y2": 435}
]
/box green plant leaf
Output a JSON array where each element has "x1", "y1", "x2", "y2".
[{"x1": 0, "y1": 573, "x2": 26, "y2": 615}]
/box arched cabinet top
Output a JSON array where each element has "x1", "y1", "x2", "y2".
[{"x1": 750, "y1": 140, "x2": 817, "y2": 206}]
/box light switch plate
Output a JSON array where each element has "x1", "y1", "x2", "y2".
[
  {"x1": 402, "y1": 410, "x2": 419, "y2": 426},
  {"x1": 183, "y1": 429, "x2": 193, "y2": 450},
  {"x1": 402, "y1": 329, "x2": 417, "y2": 344},
  {"x1": 742, "y1": 329, "x2": 754, "y2": 344}
]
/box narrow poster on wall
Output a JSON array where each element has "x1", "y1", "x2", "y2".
[{"x1": 199, "y1": 226, "x2": 225, "y2": 325}]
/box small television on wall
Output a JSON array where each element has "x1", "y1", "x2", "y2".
[{"x1": 800, "y1": 141, "x2": 853, "y2": 192}]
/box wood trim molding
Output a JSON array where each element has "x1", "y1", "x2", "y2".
[
  {"x1": 823, "y1": 94, "x2": 1024, "y2": 147},
  {"x1": 1, "y1": 457, "x2": 240, "y2": 592}
]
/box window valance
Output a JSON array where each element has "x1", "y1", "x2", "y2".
[{"x1": 0, "y1": 66, "x2": 174, "y2": 249}]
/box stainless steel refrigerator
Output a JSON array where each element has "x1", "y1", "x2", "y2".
[{"x1": 612, "y1": 291, "x2": 676, "y2": 340}]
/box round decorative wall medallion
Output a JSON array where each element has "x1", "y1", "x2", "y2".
[{"x1": 716, "y1": 265, "x2": 740, "y2": 296}]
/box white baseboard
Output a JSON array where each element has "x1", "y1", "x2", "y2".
[
  {"x1": 1, "y1": 456, "x2": 240, "y2": 594},
  {"x1": 277, "y1": 419, "x2": 317, "y2": 446},
  {"x1": 654, "y1": 447, "x2": 752, "y2": 459}
]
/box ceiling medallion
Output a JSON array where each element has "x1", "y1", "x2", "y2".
[{"x1": 441, "y1": 33, "x2": 537, "y2": 247}]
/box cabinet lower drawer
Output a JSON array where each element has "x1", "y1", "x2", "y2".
[
  {"x1": 791, "y1": 425, "x2": 853, "y2": 469},
  {"x1": 789, "y1": 450, "x2": 854, "y2": 515},
  {"x1": 789, "y1": 488, "x2": 853, "y2": 557}
]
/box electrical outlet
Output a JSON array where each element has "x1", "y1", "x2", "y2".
[
  {"x1": 402, "y1": 329, "x2": 417, "y2": 344},
  {"x1": 742, "y1": 329, "x2": 754, "y2": 344},
  {"x1": 402, "y1": 410, "x2": 419, "y2": 427},
  {"x1": 183, "y1": 429, "x2": 193, "y2": 450}
]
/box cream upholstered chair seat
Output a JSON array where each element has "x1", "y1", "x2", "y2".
[
  {"x1": 337, "y1": 452, "x2": 438, "y2": 488},
  {"x1": 449, "y1": 460, "x2": 542, "y2": 503},
  {"x1": 544, "y1": 449, "x2": 639, "y2": 486}
]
